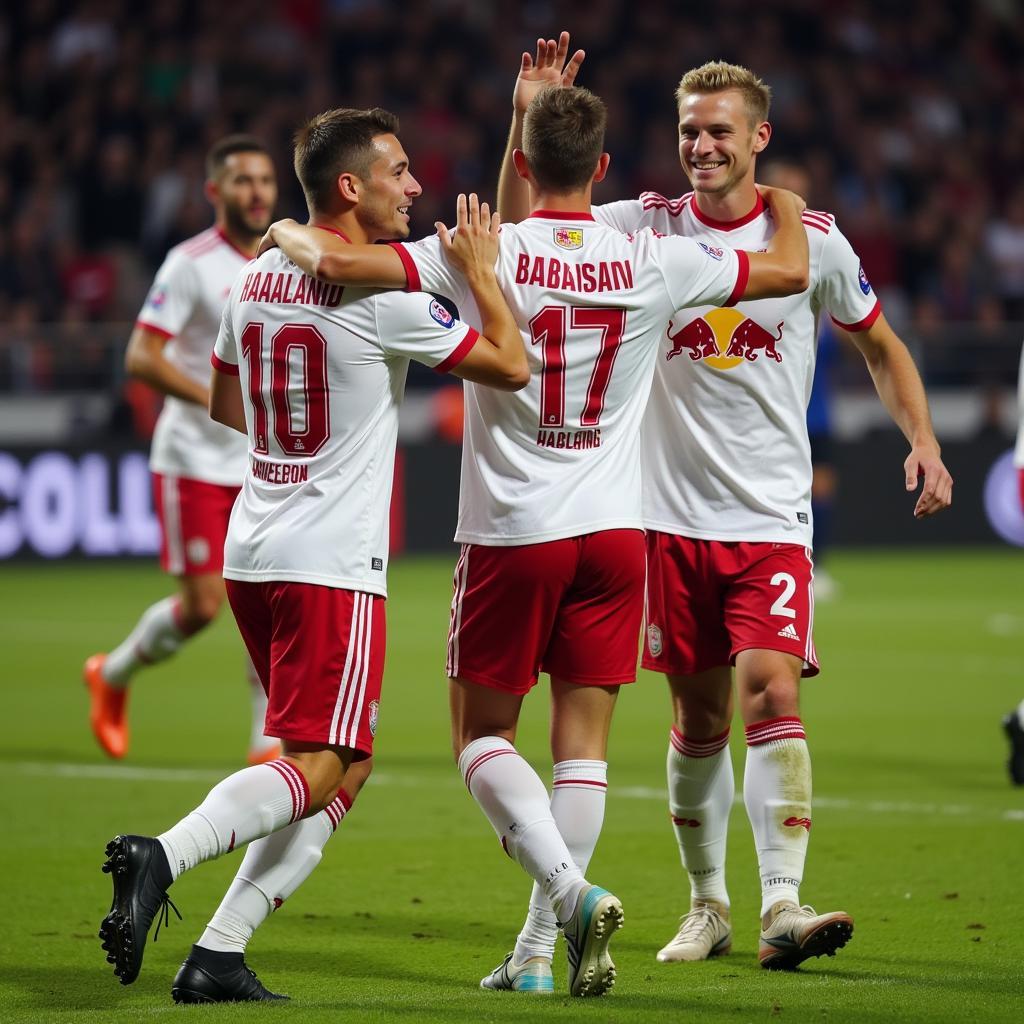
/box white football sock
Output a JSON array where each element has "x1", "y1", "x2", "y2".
[
  {"x1": 103, "y1": 596, "x2": 193, "y2": 686},
  {"x1": 459, "y1": 737, "x2": 587, "y2": 922},
  {"x1": 514, "y1": 759, "x2": 607, "y2": 964},
  {"x1": 667, "y1": 726, "x2": 733, "y2": 907},
  {"x1": 244, "y1": 654, "x2": 278, "y2": 755},
  {"x1": 158, "y1": 760, "x2": 309, "y2": 881},
  {"x1": 743, "y1": 717, "x2": 811, "y2": 917},
  {"x1": 196, "y1": 790, "x2": 352, "y2": 953}
]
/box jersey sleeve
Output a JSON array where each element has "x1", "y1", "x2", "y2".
[
  {"x1": 387, "y1": 234, "x2": 471, "y2": 309},
  {"x1": 592, "y1": 199, "x2": 645, "y2": 233},
  {"x1": 373, "y1": 291, "x2": 480, "y2": 374},
  {"x1": 211, "y1": 296, "x2": 239, "y2": 375},
  {"x1": 135, "y1": 248, "x2": 197, "y2": 339},
  {"x1": 650, "y1": 232, "x2": 750, "y2": 311},
  {"x1": 816, "y1": 223, "x2": 882, "y2": 332}
]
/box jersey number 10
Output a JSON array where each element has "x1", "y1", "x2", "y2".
[{"x1": 240, "y1": 323, "x2": 331, "y2": 457}]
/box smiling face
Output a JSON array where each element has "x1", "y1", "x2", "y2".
[
  {"x1": 215, "y1": 151, "x2": 277, "y2": 240},
  {"x1": 354, "y1": 134, "x2": 422, "y2": 241},
  {"x1": 677, "y1": 89, "x2": 770, "y2": 198}
]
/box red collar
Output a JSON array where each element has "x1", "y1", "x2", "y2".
[
  {"x1": 313, "y1": 224, "x2": 353, "y2": 243},
  {"x1": 690, "y1": 193, "x2": 765, "y2": 231}
]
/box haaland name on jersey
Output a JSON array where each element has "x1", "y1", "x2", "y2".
[{"x1": 239, "y1": 270, "x2": 344, "y2": 308}]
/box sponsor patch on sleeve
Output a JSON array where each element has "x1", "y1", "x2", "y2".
[
  {"x1": 429, "y1": 298, "x2": 455, "y2": 328},
  {"x1": 858, "y1": 263, "x2": 872, "y2": 295},
  {"x1": 147, "y1": 285, "x2": 167, "y2": 310},
  {"x1": 698, "y1": 242, "x2": 724, "y2": 261}
]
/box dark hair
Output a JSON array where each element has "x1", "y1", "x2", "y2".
[
  {"x1": 205, "y1": 134, "x2": 270, "y2": 180},
  {"x1": 293, "y1": 107, "x2": 400, "y2": 213},
  {"x1": 522, "y1": 87, "x2": 606, "y2": 193}
]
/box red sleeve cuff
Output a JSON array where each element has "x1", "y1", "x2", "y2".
[
  {"x1": 134, "y1": 320, "x2": 175, "y2": 340},
  {"x1": 434, "y1": 327, "x2": 479, "y2": 375},
  {"x1": 831, "y1": 299, "x2": 882, "y2": 333},
  {"x1": 211, "y1": 352, "x2": 239, "y2": 375},
  {"x1": 724, "y1": 250, "x2": 750, "y2": 307},
  {"x1": 387, "y1": 242, "x2": 420, "y2": 291}
]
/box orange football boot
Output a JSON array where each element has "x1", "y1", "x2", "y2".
[
  {"x1": 247, "y1": 743, "x2": 282, "y2": 766},
  {"x1": 83, "y1": 654, "x2": 129, "y2": 759}
]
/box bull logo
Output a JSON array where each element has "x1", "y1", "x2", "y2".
[{"x1": 664, "y1": 307, "x2": 785, "y2": 370}]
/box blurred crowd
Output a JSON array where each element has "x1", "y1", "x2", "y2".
[{"x1": 1, "y1": 0, "x2": 1023, "y2": 396}]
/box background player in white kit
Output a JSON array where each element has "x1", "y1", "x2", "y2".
[
  {"x1": 97, "y1": 107, "x2": 527, "y2": 1004},
  {"x1": 498, "y1": 42, "x2": 954, "y2": 970},
  {"x1": 83, "y1": 135, "x2": 281, "y2": 766},
  {"x1": 262, "y1": 84, "x2": 809, "y2": 996}
]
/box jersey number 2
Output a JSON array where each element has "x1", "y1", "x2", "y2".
[
  {"x1": 240, "y1": 323, "x2": 330, "y2": 457},
  {"x1": 529, "y1": 306, "x2": 626, "y2": 428}
]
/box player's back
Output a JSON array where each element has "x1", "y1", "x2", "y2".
[
  {"x1": 408, "y1": 212, "x2": 743, "y2": 545},
  {"x1": 213, "y1": 245, "x2": 479, "y2": 594}
]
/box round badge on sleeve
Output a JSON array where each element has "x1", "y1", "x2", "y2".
[{"x1": 983, "y1": 450, "x2": 1024, "y2": 547}]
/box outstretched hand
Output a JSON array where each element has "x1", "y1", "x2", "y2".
[
  {"x1": 514, "y1": 31, "x2": 585, "y2": 114},
  {"x1": 437, "y1": 193, "x2": 500, "y2": 278},
  {"x1": 905, "y1": 445, "x2": 953, "y2": 518}
]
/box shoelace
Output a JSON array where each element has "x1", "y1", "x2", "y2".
[
  {"x1": 152, "y1": 892, "x2": 182, "y2": 943},
  {"x1": 674, "y1": 905, "x2": 721, "y2": 940}
]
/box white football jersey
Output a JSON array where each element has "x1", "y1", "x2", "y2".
[
  {"x1": 136, "y1": 227, "x2": 252, "y2": 485},
  {"x1": 1015, "y1": 342, "x2": 1024, "y2": 469},
  {"x1": 392, "y1": 210, "x2": 747, "y2": 545},
  {"x1": 594, "y1": 192, "x2": 881, "y2": 546},
  {"x1": 213, "y1": 242, "x2": 480, "y2": 594}
]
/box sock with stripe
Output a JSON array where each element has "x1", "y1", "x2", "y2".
[
  {"x1": 103, "y1": 596, "x2": 195, "y2": 687},
  {"x1": 743, "y1": 716, "x2": 812, "y2": 916},
  {"x1": 513, "y1": 759, "x2": 608, "y2": 963},
  {"x1": 196, "y1": 789, "x2": 352, "y2": 953},
  {"x1": 158, "y1": 759, "x2": 310, "y2": 882},
  {"x1": 244, "y1": 654, "x2": 278, "y2": 757},
  {"x1": 667, "y1": 726, "x2": 733, "y2": 907},
  {"x1": 459, "y1": 737, "x2": 587, "y2": 923}
]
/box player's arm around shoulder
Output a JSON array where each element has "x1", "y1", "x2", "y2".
[
  {"x1": 257, "y1": 219, "x2": 407, "y2": 289},
  {"x1": 740, "y1": 186, "x2": 810, "y2": 299},
  {"x1": 436, "y1": 193, "x2": 529, "y2": 392},
  {"x1": 845, "y1": 312, "x2": 953, "y2": 518}
]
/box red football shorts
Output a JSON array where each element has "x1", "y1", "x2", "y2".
[
  {"x1": 643, "y1": 533, "x2": 819, "y2": 677},
  {"x1": 153, "y1": 473, "x2": 239, "y2": 577},
  {"x1": 446, "y1": 529, "x2": 645, "y2": 694},
  {"x1": 226, "y1": 580, "x2": 385, "y2": 758}
]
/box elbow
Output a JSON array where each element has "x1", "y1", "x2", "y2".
[
  {"x1": 124, "y1": 347, "x2": 143, "y2": 378},
  {"x1": 506, "y1": 364, "x2": 531, "y2": 392},
  {"x1": 785, "y1": 268, "x2": 810, "y2": 294}
]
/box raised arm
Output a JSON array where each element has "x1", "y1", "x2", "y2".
[
  {"x1": 497, "y1": 31, "x2": 585, "y2": 224},
  {"x1": 257, "y1": 220, "x2": 408, "y2": 288},
  {"x1": 125, "y1": 325, "x2": 208, "y2": 405},
  {"x1": 740, "y1": 186, "x2": 810, "y2": 299},
  {"x1": 436, "y1": 193, "x2": 528, "y2": 391},
  {"x1": 845, "y1": 313, "x2": 953, "y2": 518}
]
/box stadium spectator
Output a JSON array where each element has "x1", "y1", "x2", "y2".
[
  {"x1": 82, "y1": 135, "x2": 283, "y2": 767},
  {"x1": 498, "y1": 49, "x2": 951, "y2": 972},
  {"x1": 99, "y1": 106, "x2": 528, "y2": 1003}
]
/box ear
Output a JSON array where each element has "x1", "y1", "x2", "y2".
[
  {"x1": 512, "y1": 148, "x2": 530, "y2": 182},
  {"x1": 752, "y1": 120, "x2": 771, "y2": 155},
  {"x1": 203, "y1": 179, "x2": 219, "y2": 205},
  {"x1": 592, "y1": 152, "x2": 611, "y2": 183},
  {"x1": 337, "y1": 172, "x2": 361, "y2": 204}
]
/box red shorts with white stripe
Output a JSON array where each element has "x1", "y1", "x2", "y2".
[
  {"x1": 643, "y1": 534, "x2": 819, "y2": 677},
  {"x1": 153, "y1": 473, "x2": 239, "y2": 576},
  {"x1": 447, "y1": 529, "x2": 645, "y2": 694},
  {"x1": 225, "y1": 581, "x2": 385, "y2": 758}
]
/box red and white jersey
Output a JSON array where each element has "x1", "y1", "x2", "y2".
[
  {"x1": 212, "y1": 241, "x2": 479, "y2": 594},
  {"x1": 136, "y1": 227, "x2": 252, "y2": 486},
  {"x1": 392, "y1": 210, "x2": 747, "y2": 545},
  {"x1": 1015, "y1": 342, "x2": 1024, "y2": 469},
  {"x1": 594, "y1": 192, "x2": 881, "y2": 546}
]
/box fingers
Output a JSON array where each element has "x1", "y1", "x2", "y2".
[
  {"x1": 562, "y1": 49, "x2": 585, "y2": 87},
  {"x1": 909, "y1": 457, "x2": 954, "y2": 518},
  {"x1": 521, "y1": 51, "x2": 532, "y2": 72},
  {"x1": 905, "y1": 455, "x2": 918, "y2": 491},
  {"x1": 454, "y1": 191, "x2": 469, "y2": 230},
  {"x1": 554, "y1": 30, "x2": 569, "y2": 66},
  {"x1": 435, "y1": 221, "x2": 452, "y2": 249}
]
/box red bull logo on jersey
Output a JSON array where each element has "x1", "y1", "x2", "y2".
[
  {"x1": 554, "y1": 227, "x2": 584, "y2": 250},
  {"x1": 665, "y1": 308, "x2": 785, "y2": 370}
]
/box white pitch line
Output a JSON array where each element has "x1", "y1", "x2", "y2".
[{"x1": 13, "y1": 760, "x2": 1023, "y2": 821}]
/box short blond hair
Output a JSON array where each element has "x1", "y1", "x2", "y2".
[{"x1": 675, "y1": 61, "x2": 771, "y2": 126}]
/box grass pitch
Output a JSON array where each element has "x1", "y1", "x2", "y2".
[{"x1": 1, "y1": 549, "x2": 1022, "y2": 1022}]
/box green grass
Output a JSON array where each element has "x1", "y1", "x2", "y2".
[{"x1": 1, "y1": 549, "x2": 1022, "y2": 1022}]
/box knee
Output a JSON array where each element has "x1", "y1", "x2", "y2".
[
  {"x1": 177, "y1": 591, "x2": 222, "y2": 631},
  {"x1": 343, "y1": 756, "x2": 373, "y2": 800},
  {"x1": 743, "y1": 675, "x2": 799, "y2": 723}
]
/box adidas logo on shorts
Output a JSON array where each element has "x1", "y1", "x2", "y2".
[{"x1": 777, "y1": 623, "x2": 800, "y2": 641}]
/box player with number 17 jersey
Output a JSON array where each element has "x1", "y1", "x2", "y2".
[{"x1": 391, "y1": 211, "x2": 749, "y2": 548}]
